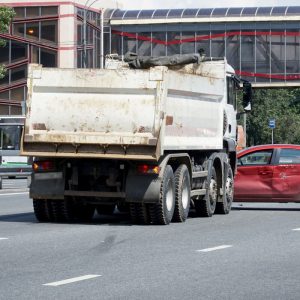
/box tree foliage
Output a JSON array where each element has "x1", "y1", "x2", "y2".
[
  {"x1": 246, "y1": 88, "x2": 300, "y2": 146},
  {"x1": 0, "y1": 6, "x2": 15, "y2": 79}
]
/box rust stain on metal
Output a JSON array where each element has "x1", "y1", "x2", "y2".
[
  {"x1": 165, "y1": 115, "x2": 173, "y2": 126},
  {"x1": 32, "y1": 123, "x2": 47, "y2": 130},
  {"x1": 138, "y1": 126, "x2": 145, "y2": 133}
]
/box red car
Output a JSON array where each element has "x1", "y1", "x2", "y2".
[{"x1": 234, "y1": 144, "x2": 300, "y2": 202}]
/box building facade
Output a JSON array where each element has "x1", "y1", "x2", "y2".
[
  {"x1": 0, "y1": 0, "x2": 116, "y2": 116},
  {"x1": 105, "y1": 7, "x2": 300, "y2": 88},
  {"x1": 1, "y1": 4, "x2": 300, "y2": 117}
]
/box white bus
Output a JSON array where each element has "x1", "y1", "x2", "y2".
[{"x1": 0, "y1": 116, "x2": 31, "y2": 179}]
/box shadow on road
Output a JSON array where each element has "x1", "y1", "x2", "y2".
[
  {"x1": 1, "y1": 206, "x2": 298, "y2": 225},
  {"x1": 0, "y1": 212, "x2": 35, "y2": 222},
  {"x1": 0, "y1": 211, "x2": 134, "y2": 225}
]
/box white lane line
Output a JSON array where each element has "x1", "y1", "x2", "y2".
[
  {"x1": 196, "y1": 245, "x2": 233, "y2": 252},
  {"x1": 0, "y1": 192, "x2": 28, "y2": 196},
  {"x1": 0, "y1": 238, "x2": 8, "y2": 240},
  {"x1": 292, "y1": 228, "x2": 300, "y2": 231},
  {"x1": 43, "y1": 275, "x2": 102, "y2": 287}
]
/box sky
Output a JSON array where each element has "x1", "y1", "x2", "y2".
[{"x1": 117, "y1": 0, "x2": 300, "y2": 10}]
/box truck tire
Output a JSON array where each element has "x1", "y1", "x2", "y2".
[
  {"x1": 62, "y1": 199, "x2": 95, "y2": 222},
  {"x1": 172, "y1": 164, "x2": 191, "y2": 223},
  {"x1": 33, "y1": 199, "x2": 50, "y2": 222},
  {"x1": 117, "y1": 202, "x2": 129, "y2": 213},
  {"x1": 51, "y1": 200, "x2": 67, "y2": 222},
  {"x1": 62, "y1": 198, "x2": 82, "y2": 222},
  {"x1": 129, "y1": 203, "x2": 150, "y2": 224},
  {"x1": 216, "y1": 165, "x2": 234, "y2": 214},
  {"x1": 194, "y1": 166, "x2": 217, "y2": 217},
  {"x1": 96, "y1": 204, "x2": 115, "y2": 215},
  {"x1": 149, "y1": 165, "x2": 175, "y2": 225}
]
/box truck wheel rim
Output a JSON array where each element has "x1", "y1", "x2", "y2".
[
  {"x1": 181, "y1": 179, "x2": 189, "y2": 209},
  {"x1": 209, "y1": 178, "x2": 217, "y2": 204},
  {"x1": 166, "y1": 181, "x2": 174, "y2": 212},
  {"x1": 226, "y1": 177, "x2": 233, "y2": 201}
]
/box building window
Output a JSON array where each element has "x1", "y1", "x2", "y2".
[
  {"x1": 10, "y1": 106, "x2": 22, "y2": 115},
  {"x1": 0, "y1": 91, "x2": 9, "y2": 100},
  {"x1": 13, "y1": 23, "x2": 25, "y2": 37},
  {"x1": 40, "y1": 49, "x2": 57, "y2": 67},
  {"x1": 26, "y1": 7, "x2": 40, "y2": 18},
  {"x1": 41, "y1": 6, "x2": 58, "y2": 16},
  {"x1": 0, "y1": 42, "x2": 9, "y2": 64},
  {"x1": 167, "y1": 32, "x2": 181, "y2": 55},
  {"x1": 10, "y1": 87, "x2": 25, "y2": 101},
  {"x1": 26, "y1": 22, "x2": 40, "y2": 40},
  {"x1": 11, "y1": 66, "x2": 26, "y2": 83},
  {"x1": 11, "y1": 42, "x2": 27, "y2": 63},
  {"x1": 14, "y1": 7, "x2": 25, "y2": 19},
  {"x1": 0, "y1": 105, "x2": 9, "y2": 115},
  {"x1": 0, "y1": 73, "x2": 9, "y2": 87},
  {"x1": 182, "y1": 32, "x2": 195, "y2": 54},
  {"x1": 41, "y1": 21, "x2": 57, "y2": 43}
]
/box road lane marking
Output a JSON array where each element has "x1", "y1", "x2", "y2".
[
  {"x1": 43, "y1": 275, "x2": 102, "y2": 286},
  {"x1": 196, "y1": 245, "x2": 233, "y2": 252},
  {"x1": 292, "y1": 228, "x2": 300, "y2": 231},
  {"x1": 0, "y1": 192, "x2": 28, "y2": 196},
  {"x1": 0, "y1": 238, "x2": 8, "y2": 240}
]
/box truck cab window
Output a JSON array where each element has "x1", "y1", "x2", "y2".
[{"x1": 227, "y1": 77, "x2": 237, "y2": 110}]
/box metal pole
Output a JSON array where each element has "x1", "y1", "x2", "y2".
[
  {"x1": 83, "y1": 0, "x2": 89, "y2": 68},
  {"x1": 272, "y1": 128, "x2": 274, "y2": 144},
  {"x1": 100, "y1": 8, "x2": 104, "y2": 69},
  {"x1": 83, "y1": 0, "x2": 100, "y2": 68},
  {"x1": 244, "y1": 113, "x2": 247, "y2": 147}
]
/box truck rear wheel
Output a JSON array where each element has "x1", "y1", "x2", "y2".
[
  {"x1": 149, "y1": 165, "x2": 175, "y2": 225},
  {"x1": 33, "y1": 199, "x2": 50, "y2": 222},
  {"x1": 216, "y1": 165, "x2": 233, "y2": 214},
  {"x1": 129, "y1": 203, "x2": 150, "y2": 224},
  {"x1": 51, "y1": 200, "x2": 67, "y2": 222},
  {"x1": 172, "y1": 164, "x2": 191, "y2": 223},
  {"x1": 194, "y1": 166, "x2": 217, "y2": 217}
]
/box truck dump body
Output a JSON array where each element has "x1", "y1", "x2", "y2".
[{"x1": 22, "y1": 61, "x2": 227, "y2": 160}]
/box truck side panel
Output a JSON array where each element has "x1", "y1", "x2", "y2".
[{"x1": 22, "y1": 61, "x2": 228, "y2": 159}]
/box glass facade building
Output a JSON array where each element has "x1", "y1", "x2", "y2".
[{"x1": 105, "y1": 7, "x2": 300, "y2": 87}]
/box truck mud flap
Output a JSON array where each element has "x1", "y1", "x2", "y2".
[
  {"x1": 125, "y1": 173, "x2": 161, "y2": 204},
  {"x1": 30, "y1": 172, "x2": 65, "y2": 200}
]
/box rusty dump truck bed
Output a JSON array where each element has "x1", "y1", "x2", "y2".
[{"x1": 21, "y1": 61, "x2": 229, "y2": 160}]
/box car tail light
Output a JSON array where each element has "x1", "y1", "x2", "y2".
[
  {"x1": 32, "y1": 160, "x2": 55, "y2": 172},
  {"x1": 137, "y1": 164, "x2": 160, "y2": 174}
]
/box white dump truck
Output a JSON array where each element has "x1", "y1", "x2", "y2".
[{"x1": 21, "y1": 55, "x2": 252, "y2": 225}]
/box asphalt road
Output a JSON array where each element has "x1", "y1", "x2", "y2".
[{"x1": 0, "y1": 179, "x2": 300, "y2": 300}]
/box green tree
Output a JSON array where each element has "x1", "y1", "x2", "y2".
[
  {"x1": 0, "y1": 6, "x2": 15, "y2": 79},
  {"x1": 246, "y1": 88, "x2": 300, "y2": 145}
]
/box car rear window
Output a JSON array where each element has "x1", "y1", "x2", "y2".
[{"x1": 279, "y1": 148, "x2": 300, "y2": 164}]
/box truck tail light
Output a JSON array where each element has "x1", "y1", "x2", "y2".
[
  {"x1": 137, "y1": 164, "x2": 160, "y2": 174},
  {"x1": 32, "y1": 160, "x2": 55, "y2": 172}
]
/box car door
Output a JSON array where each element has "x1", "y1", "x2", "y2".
[
  {"x1": 272, "y1": 148, "x2": 300, "y2": 201},
  {"x1": 235, "y1": 149, "x2": 274, "y2": 201}
]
